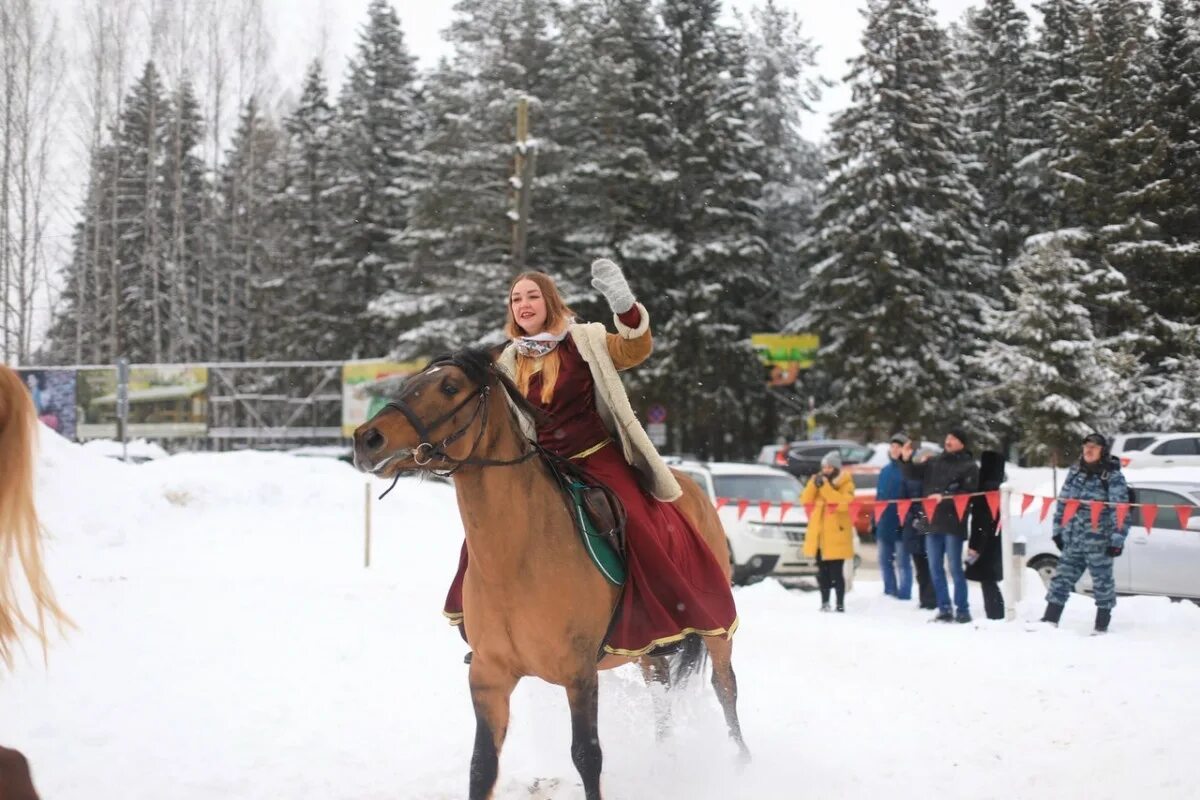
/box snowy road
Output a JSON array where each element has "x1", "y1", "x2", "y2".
[{"x1": 2, "y1": 437, "x2": 1197, "y2": 799}]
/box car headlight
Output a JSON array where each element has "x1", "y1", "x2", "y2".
[{"x1": 747, "y1": 523, "x2": 794, "y2": 540}]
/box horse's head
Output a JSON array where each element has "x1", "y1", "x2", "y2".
[{"x1": 352, "y1": 347, "x2": 540, "y2": 477}]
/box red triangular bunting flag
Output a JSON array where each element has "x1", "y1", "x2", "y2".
[
  {"x1": 736, "y1": 499, "x2": 749, "y2": 521},
  {"x1": 896, "y1": 499, "x2": 913, "y2": 522},
  {"x1": 953, "y1": 494, "x2": 970, "y2": 521},
  {"x1": 803, "y1": 502, "x2": 816, "y2": 521},
  {"x1": 921, "y1": 496, "x2": 939, "y2": 522},
  {"x1": 1061, "y1": 499, "x2": 1081, "y2": 526},
  {"x1": 1089, "y1": 500, "x2": 1104, "y2": 531},
  {"x1": 1177, "y1": 505, "x2": 1193, "y2": 530},
  {"x1": 985, "y1": 492, "x2": 1000, "y2": 521},
  {"x1": 715, "y1": 497, "x2": 727, "y2": 511},
  {"x1": 1115, "y1": 503, "x2": 1131, "y2": 530},
  {"x1": 874, "y1": 500, "x2": 889, "y2": 523},
  {"x1": 1020, "y1": 494, "x2": 1034, "y2": 516},
  {"x1": 1142, "y1": 504, "x2": 1158, "y2": 533},
  {"x1": 759, "y1": 500, "x2": 771, "y2": 521},
  {"x1": 779, "y1": 502, "x2": 793, "y2": 522},
  {"x1": 1039, "y1": 496, "x2": 1055, "y2": 522}
]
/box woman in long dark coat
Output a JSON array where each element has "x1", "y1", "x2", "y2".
[{"x1": 966, "y1": 450, "x2": 1006, "y2": 619}]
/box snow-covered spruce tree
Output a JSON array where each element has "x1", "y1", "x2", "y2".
[
  {"x1": 742, "y1": 0, "x2": 826, "y2": 314},
  {"x1": 954, "y1": 0, "x2": 1039, "y2": 267},
  {"x1": 1148, "y1": 0, "x2": 1200, "y2": 326},
  {"x1": 789, "y1": 0, "x2": 994, "y2": 439},
  {"x1": 548, "y1": 0, "x2": 676, "y2": 327},
  {"x1": 969, "y1": 237, "x2": 1130, "y2": 466},
  {"x1": 1054, "y1": 0, "x2": 1165, "y2": 342},
  {"x1": 160, "y1": 80, "x2": 210, "y2": 362},
  {"x1": 326, "y1": 0, "x2": 424, "y2": 359},
  {"x1": 1027, "y1": 0, "x2": 1086, "y2": 232},
  {"x1": 114, "y1": 61, "x2": 171, "y2": 363},
  {"x1": 644, "y1": 0, "x2": 772, "y2": 460},
  {"x1": 380, "y1": 0, "x2": 566, "y2": 360},
  {"x1": 214, "y1": 98, "x2": 282, "y2": 361},
  {"x1": 271, "y1": 60, "x2": 341, "y2": 360}
]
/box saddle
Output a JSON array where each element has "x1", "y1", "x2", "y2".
[{"x1": 539, "y1": 446, "x2": 628, "y2": 581}]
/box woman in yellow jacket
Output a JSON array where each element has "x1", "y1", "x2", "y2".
[{"x1": 801, "y1": 451, "x2": 857, "y2": 611}]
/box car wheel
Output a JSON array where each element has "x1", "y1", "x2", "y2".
[
  {"x1": 1027, "y1": 555, "x2": 1059, "y2": 590},
  {"x1": 727, "y1": 539, "x2": 744, "y2": 587}
]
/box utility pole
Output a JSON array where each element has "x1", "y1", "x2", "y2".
[{"x1": 511, "y1": 96, "x2": 536, "y2": 269}]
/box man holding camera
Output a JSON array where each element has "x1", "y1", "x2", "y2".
[
  {"x1": 900, "y1": 429, "x2": 980, "y2": 623},
  {"x1": 1042, "y1": 433, "x2": 1130, "y2": 634}
]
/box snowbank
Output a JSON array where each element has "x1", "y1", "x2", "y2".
[{"x1": 3, "y1": 442, "x2": 1198, "y2": 799}]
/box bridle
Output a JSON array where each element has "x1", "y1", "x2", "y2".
[{"x1": 375, "y1": 360, "x2": 538, "y2": 496}]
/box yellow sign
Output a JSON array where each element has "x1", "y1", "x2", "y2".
[
  {"x1": 341, "y1": 359, "x2": 428, "y2": 436},
  {"x1": 752, "y1": 334, "x2": 819, "y2": 386}
]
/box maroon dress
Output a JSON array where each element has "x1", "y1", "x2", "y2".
[{"x1": 443, "y1": 324, "x2": 738, "y2": 656}]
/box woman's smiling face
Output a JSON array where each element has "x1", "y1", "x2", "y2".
[{"x1": 510, "y1": 278, "x2": 548, "y2": 335}]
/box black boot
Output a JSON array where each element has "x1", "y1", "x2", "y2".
[
  {"x1": 1041, "y1": 602, "x2": 1064, "y2": 626},
  {"x1": 1094, "y1": 608, "x2": 1111, "y2": 634}
]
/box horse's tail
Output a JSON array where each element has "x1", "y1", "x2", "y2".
[
  {"x1": 668, "y1": 633, "x2": 708, "y2": 687},
  {"x1": 0, "y1": 365, "x2": 71, "y2": 666}
]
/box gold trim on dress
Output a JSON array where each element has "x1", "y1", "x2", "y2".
[
  {"x1": 443, "y1": 610, "x2": 464, "y2": 626},
  {"x1": 602, "y1": 616, "x2": 740, "y2": 657},
  {"x1": 569, "y1": 438, "x2": 612, "y2": 460}
]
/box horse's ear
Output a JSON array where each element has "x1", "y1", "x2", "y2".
[{"x1": 486, "y1": 342, "x2": 507, "y2": 362}]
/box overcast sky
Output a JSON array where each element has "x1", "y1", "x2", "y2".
[{"x1": 268, "y1": 0, "x2": 1036, "y2": 140}]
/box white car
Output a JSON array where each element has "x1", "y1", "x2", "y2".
[
  {"x1": 1020, "y1": 469, "x2": 1200, "y2": 600},
  {"x1": 1119, "y1": 433, "x2": 1200, "y2": 469},
  {"x1": 1109, "y1": 432, "x2": 1166, "y2": 455},
  {"x1": 672, "y1": 460, "x2": 858, "y2": 586}
]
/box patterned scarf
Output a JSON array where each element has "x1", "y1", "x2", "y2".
[{"x1": 514, "y1": 328, "x2": 569, "y2": 358}]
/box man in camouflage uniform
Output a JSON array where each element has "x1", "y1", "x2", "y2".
[{"x1": 1042, "y1": 433, "x2": 1131, "y2": 633}]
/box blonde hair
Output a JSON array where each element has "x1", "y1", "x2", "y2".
[
  {"x1": 0, "y1": 366, "x2": 71, "y2": 666},
  {"x1": 506, "y1": 272, "x2": 576, "y2": 404}
]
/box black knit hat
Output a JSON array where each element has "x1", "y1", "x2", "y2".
[
  {"x1": 947, "y1": 428, "x2": 970, "y2": 449},
  {"x1": 890, "y1": 432, "x2": 911, "y2": 446},
  {"x1": 1081, "y1": 432, "x2": 1108, "y2": 449}
]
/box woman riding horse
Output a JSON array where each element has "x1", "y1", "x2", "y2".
[
  {"x1": 443, "y1": 259, "x2": 738, "y2": 659},
  {"x1": 1, "y1": 364, "x2": 72, "y2": 800}
]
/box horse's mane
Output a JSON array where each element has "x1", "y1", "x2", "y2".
[
  {"x1": 428, "y1": 347, "x2": 550, "y2": 429},
  {"x1": 0, "y1": 366, "x2": 71, "y2": 667}
]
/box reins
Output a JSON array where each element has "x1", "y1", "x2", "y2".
[{"x1": 376, "y1": 362, "x2": 538, "y2": 499}]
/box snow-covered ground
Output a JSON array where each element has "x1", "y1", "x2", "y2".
[{"x1": 3, "y1": 430, "x2": 1198, "y2": 799}]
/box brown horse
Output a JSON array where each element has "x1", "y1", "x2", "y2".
[
  {"x1": 353, "y1": 349, "x2": 748, "y2": 800},
  {"x1": 0, "y1": 365, "x2": 73, "y2": 800}
]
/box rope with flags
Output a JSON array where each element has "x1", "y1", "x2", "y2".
[{"x1": 712, "y1": 490, "x2": 1195, "y2": 534}]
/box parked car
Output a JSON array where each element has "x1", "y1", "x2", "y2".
[
  {"x1": 672, "y1": 460, "x2": 860, "y2": 586},
  {"x1": 1020, "y1": 469, "x2": 1200, "y2": 600},
  {"x1": 1110, "y1": 432, "x2": 1167, "y2": 455},
  {"x1": 1119, "y1": 433, "x2": 1200, "y2": 469},
  {"x1": 759, "y1": 439, "x2": 875, "y2": 481}
]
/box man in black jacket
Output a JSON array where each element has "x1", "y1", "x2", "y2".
[
  {"x1": 966, "y1": 451, "x2": 1006, "y2": 620},
  {"x1": 900, "y1": 429, "x2": 980, "y2": 623}
]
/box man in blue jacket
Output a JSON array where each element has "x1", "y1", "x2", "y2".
[
  {"x1": 1042, "y1": 433, "x2": 1131, "y2": 634},
  {"x1": 875, "y1": 433, "x2": 912, "y2": 599}
]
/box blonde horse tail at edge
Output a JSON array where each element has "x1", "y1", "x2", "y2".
[{"x1": 0, "y1": 365, "x2": 72, "y2": 667}]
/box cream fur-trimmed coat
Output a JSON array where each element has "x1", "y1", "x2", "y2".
[{"x1": 496, "y1": 302, "x2": 683, "y2": 502}]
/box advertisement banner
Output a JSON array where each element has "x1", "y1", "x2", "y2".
[
  {"x1": 752, "y1": 333, "x2": 820, "y2": 387},
  {"x1": 17, "y1": 368, "x2": 78, "y2": 440},
  {"x1": 342, "y1": 360, "x2": 428, "y2": 437},
  {"x1": 77, "y1": 366, "x2": 209, "y2": 439}
]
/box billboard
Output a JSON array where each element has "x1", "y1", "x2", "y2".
[
  {"x1": 17, "y1": 368, "x2": 78, "y2": 440},
  {"x1": 77, "y1": 365, "x2": 209, "y2": 439},
  {"x1": 751, "y1": 333, "x2": 820, "y2": 387},
  {"x1": 342, "y1": 359, "x2": 428, "y2": 436}
]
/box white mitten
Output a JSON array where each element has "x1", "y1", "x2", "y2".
[{"x1": 590, "y1": 258, "x2": 635, "y2": 314}]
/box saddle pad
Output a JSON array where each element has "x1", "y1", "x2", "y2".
[{"x1": 567, "y1": 479, "x2": 626, "y2": 586}]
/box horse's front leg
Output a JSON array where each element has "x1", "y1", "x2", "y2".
[
  {"x1": 468, "y1": 660, "x2": 518, "y2": 800},
  {"x1": 0, "y1": 746, "x2": 41, "y2": 800},
  {"x1": 566, "y1": 673, "x2": 603, "y2": 800}
]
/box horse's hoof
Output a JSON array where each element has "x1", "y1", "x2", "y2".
[{"x1": 463, "y1": 651, "x2": 473, "y2": 665}]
